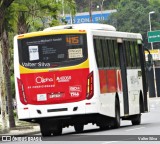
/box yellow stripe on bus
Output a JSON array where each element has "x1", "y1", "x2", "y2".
[
  {"x1": 17, "y1": 30, "x2": 86, "y2": 39},
  {"x1": 19, "y1": 59, "x2": 89, "y2": 74}
]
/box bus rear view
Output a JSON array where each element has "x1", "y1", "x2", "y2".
[
  {"x1": 14, "y1": 24, "x2": 148, "y2": 136},
  {"x1": 16, "y1": 32, "x2": 89, "y2": 104},
  {"x1": 14, "y1": 29, "x2": 95, "y2": 136}
]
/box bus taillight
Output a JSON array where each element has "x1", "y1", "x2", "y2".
[
  {"x1": 86, "y1": 71, "x2": 94, "y2": 99},
  {"x1": 17, "y1": 78, "x2": 27, "y2": 105}
]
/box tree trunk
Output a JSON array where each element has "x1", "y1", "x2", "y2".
[
  {"x1": 0, "y1": 0, "x2": 15, "y2": 131},
  {"x1": 0, "y1": 46, "x2": 8, "y2": 133},
  {"x1": 0, "y1": 6, "x2": 5, "y2": 38},
  {"x1": 1, "y1": 28, "x2": 15, "y2": 128},
  {"x1": 0, "y1": 0, "x2": 15, "y2": 37},
  {"x1": 18, "y1": 11, "x2": 29, "y2": 34}
]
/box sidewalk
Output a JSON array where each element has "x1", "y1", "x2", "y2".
[
  {"x1": 149, "y1": 97, "x2": 160, "y2": 109},
  {"x1": 0, "y1": 117, "x2": 40, "y2": 136},
  {"x1": 0, "y1": 98, "x2": 160, "y2": 136}
]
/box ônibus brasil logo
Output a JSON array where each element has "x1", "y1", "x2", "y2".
[{"x1": 35, "y1": 76, "x2": 54, "y2": 84}]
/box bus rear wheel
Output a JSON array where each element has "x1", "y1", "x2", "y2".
[
  {"x1": 40, "y1": 123, "x2": 51, "y2": 137},
  {"x1": 52, "y1": 127, "x2": 62, "y2": 136},
  {"x1": 74, "y1": 124, "x2": 84, "y2": 133}
]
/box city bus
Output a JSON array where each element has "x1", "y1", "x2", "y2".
[{"x1": 14, "y1": 23, "x2": 148, "y2": 136}]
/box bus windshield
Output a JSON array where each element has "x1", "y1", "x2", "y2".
[{"x1": 18, "y1": 34, "x2": 88, "y2": 69}]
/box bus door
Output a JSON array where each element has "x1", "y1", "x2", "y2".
[{"x1": 117, "y1": 39, "x2": 129, "y2": 115}]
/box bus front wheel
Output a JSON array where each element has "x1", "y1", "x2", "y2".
[{"x1": 131, "y1": 114, "x2": 141, "y2": 125}]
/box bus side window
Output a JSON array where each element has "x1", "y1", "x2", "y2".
[
  {"x1": 108, "y1": 40, "x2": 116, "y2": 68},
  {"x1": 124, "y1": 41, "x2": 132, "y2": 68},
  {"x1": 102, "y1": 39, "x2": 110, "y2": 68},
  {"x1": 94, "y1": 38, "x2": 104, "y2": 68},
  {"x1": 113, "y1": 40, "x2": 120, "y2": 68},
  {"x1": 134, "y1": 41, "x2": 141, "y2": 68},
  {"x1": 130, "y1": 41, "x2": 137, "y2": 68}
]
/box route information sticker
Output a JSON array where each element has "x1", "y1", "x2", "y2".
[
  {"x1": 28, "y1": 46, "x2": 39, "y2": 61},
  {"x1": 68, "y1": 48, "x2": 83, "y2": 58}
]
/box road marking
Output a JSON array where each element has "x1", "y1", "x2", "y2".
[
  {"x1": 125, "y1": 127, "x2": 145, "y2": 132},
  {"x1": 102, "y1": 141, "x2": 118, "y2": 144}
]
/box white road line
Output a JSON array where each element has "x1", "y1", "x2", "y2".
[
  {"x1": 102, "y1": 141, "x2": 118, "y2": 144},
  {"x1": 125, "y1": 127, "x2": 145, "y2": 132}
]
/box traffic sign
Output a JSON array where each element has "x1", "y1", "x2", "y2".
[{"x1": 148, "y1": 30, "x2": 160, "y2": 43}]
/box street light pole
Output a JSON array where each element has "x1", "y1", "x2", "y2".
[
  {"x1": 149, "y1": 11, "x2": 157, "y2": 97},
  {"x1": 101, "y1": 0, "x2": 105, "y2": 12},
  {"x1": 89, "y1": 0, "x2": 92, "y2": 22},
  {"x1": 100, "y1": 0, "x2": 106, "y2": 20}
]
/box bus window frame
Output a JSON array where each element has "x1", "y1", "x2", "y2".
[
  {"x1": 102, "y1": 38, "x2": 110, "y2": 68},
  {"x1": 93, "y1": 38, "x2": 104, "y2": 69},
  {"x1": 134, "y1": 41, "x2": 141, "y2": 68},
  {"x1": 123, "y1": 39, "x2": 142, "y2": 69},
  {"x1": 17, "y1": 33, "x2": 88, "y2": 69},
  {"x1": 93, "y1": 36, "x2": 120, "y2": 70}
]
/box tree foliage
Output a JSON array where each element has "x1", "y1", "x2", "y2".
[
  {"x1": 106, "y1": 0, "x2": 160, "y2": 49},
  {"x1": 75, "y1": 0, "x2": 119, "y2": 12},
  {"x1": 9, "y1": 0, "x2": 76, "y2": 33},
  {"x1": 12, "y1": 0, "x2": 60, "y2": 33},
  {"x1": 0, "y1": 0, "x2": 15, "y2": 37}
]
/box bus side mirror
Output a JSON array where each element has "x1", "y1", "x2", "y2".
[{"x1": 146, "y1": 53, "x2": 153, "y2": 71}]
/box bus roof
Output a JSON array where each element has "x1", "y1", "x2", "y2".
[
  {"x1": 43, "y1": 23, "x2": 116, "y2": 31},
  {"x1": 17, "y1": 24, "x2": 142, "y2": 40},
  {"x1": 92, "y1": 30, "x2": 142, "y2": 40},
  {"x1": 43, "y1": 23, "x2": 142, "y2": 40}
]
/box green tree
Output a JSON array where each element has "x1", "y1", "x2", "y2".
[
  {"x1": 75, "y1": 0, "x2": 119, "y2": 12},
  {"x1": 11, "y1": 0, "x2": 76, "y2": 33},
  {"x1": 106, "y1": 0, "x2": 160, "y2": 49},
  {"x1": 61, "y1": 0, "x2": 76, "y2": 23},
  {"x1": 12, "y1": 0, "x2": 60, "y2": 33}
]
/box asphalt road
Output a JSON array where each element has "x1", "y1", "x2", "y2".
[
  {"x1": 2, "y1": 99, "x2": 160, "y2": 144},
  {"x1": 41, "y1": 99, "x2": 160, "y2": 143}
]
